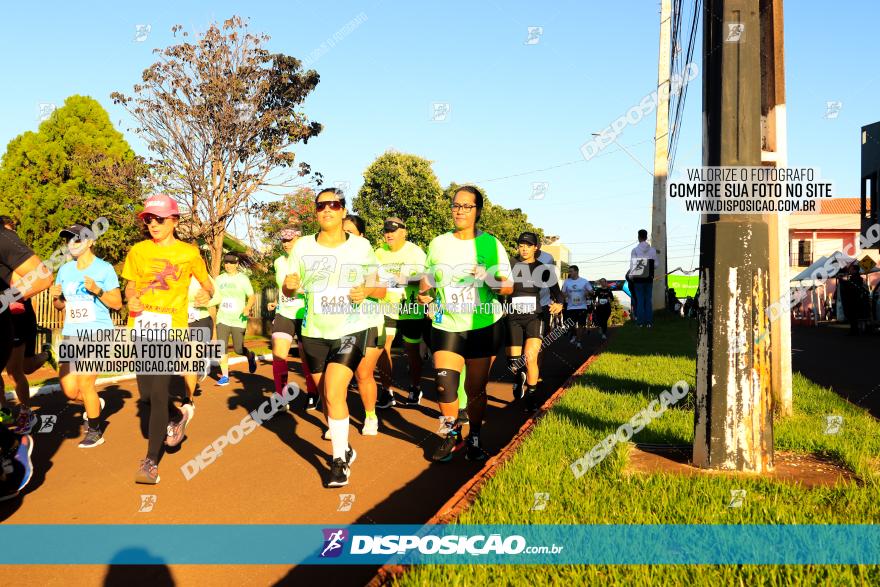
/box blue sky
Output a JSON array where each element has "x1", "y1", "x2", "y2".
[{"x1": 1, "y1": 1, "x2": 876, "y2": 278}]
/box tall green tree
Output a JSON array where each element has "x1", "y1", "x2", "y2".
[
  {"x1": 443, "y1": 183, "x2": 544, "y2": 257},
  {"x1": 0, "y1": 95, "x2": 146, "y2": 266},
  {"x1": 255, "y1": 186, "x2": 320, "y2": 261},
  {"x1": 111, "y1": 16, "x2": 322, "y2": 277},
  {"x1": 353, "y1": 152, "x2": 448, "y2": 248}
]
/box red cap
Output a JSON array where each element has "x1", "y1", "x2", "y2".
[{"x1": 138, "y1": 194, "x2": 180, "y2": 219}]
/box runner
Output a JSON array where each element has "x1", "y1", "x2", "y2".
[
  {"x1": 184, "y1": 272, "x2": 218, "y2": 402},
  {"x1": 342, "y1": 214, "x2": 383, "y2": 435},
  {"x1": 214, "y1": 253, "x2": 258, "y2": 386},
  {"x1": 0, "y1": 220, "x2": 52, "y2": 500},
  {"x1": 562, "y1": 265, "x2": 592, "y2": 349},
  {"x1": 505, "y1": 232, "x2": 564, "y2": 411},
  {"x1": 269, "y1": 225, "x2": 319, "y2": 411},
  {"x1": 51, "y1": 224, "x2": 122, "y2": 447},
  {"x1": 286, "y1": 188, "x2": 385, "y2": 486},
  {"x1": 418, "y1": 185, "x2": 513, "y2": 463},
  {"x1": 593, "y1": 278, "x2": 614, "y2": 341},
  {"x1": 0, "y1": 216, "x2": 55, "y2": 433},
  {"x1": 374, "y1": 216, "x2": 428, "y2": 407},
  {"x1": 122, "y1": 193, "x2": 214, "y2": 484}
]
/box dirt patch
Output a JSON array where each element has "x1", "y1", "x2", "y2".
[{"x1": 624, "y1": 444, "x2": 858, "y2": 488}]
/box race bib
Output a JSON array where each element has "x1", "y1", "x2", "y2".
[
  {"x1": 598, "y1": 298, "x2": 609, "y2": 305},
  {"x1": 67, "y1": 299, "x2": 96, "y2": 324},
  {"x1": 315, "y1": 288, "x2": 352, "y2": 315},
  {"x1": 220, "y1": 299, "x2": 239, "y2": 312},
  {"x1": 134, "y1": 311, "x2": 172, "y2": 332},
  {"x1": 570, "y1": 293, "x2": 585, "y2": 306},
  {"x1": 444, "y1": 286, "x2": 477, "y2": 308},
  {"x1": 511, "y1": 295, "x2": 537, "y2": 313},
  {"x1": 278, "y1": 291, "x2": 296, "y2": 308}
]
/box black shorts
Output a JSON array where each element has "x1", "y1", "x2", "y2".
[
  {"x1": 271, "y1": 314, "x2": 301, "y2": 341},
  {"x1": 566, "y1": 309, "x2": 588, "y2": 328},
  {"x1": 188, "y1": 316, "x2": 214, "y2": 333},
  {"x1": 430, "y1": 321, "x2": 503, "y2": 360},
  {"x1": 366, "y1": 325, "x2": 386, "y2": 349},
  {"x1": 384, "y1": 316, "x2": 424, "y2": 344},
  {"x1": 301, "y1": 329, "x2": 370, "y2": 373},
  {"x1": 506, "y1": 314, "x2": 546, "y2": 348},
  {"x1": 11, "y1": 302, "x2": 38, "y2": 357}
]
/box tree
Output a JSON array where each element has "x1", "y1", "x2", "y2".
[
  {"x1": 0, "y1": 95, "x2": 147, "y2": 266},
  {"x1": 353, "y1": 152, "x2": 448, "y2": 248},
  {"x1": 255, "y1": 186, "x2": 320, "y2": 262},
  {"x1": 443, "y1": 183, "x2": 544, "y2": 258},
  {"x1": 111, "y1": 16, "x2": 322, "y2": 277}
]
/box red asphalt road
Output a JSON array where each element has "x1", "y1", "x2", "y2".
[{"x1": 0, "y1": 333, "x2": 596, "y2": 587}]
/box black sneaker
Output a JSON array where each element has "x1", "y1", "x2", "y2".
[
  {"x1": 306, "y1": 393, "x2": 320, "y2": 411},
  {"x1": 465, "y1": 434, "x2": 488, "y2": 462},
  {"x1": 376, "y1": 386, "x2": 395, "y2": 409},
  {"x1": 247, "y1": 351, "x2": 258, "y2": 374},
  {"x1": 401, "y1": 385, "x2": 423, "y2": 406},
  {"x1": 78, "y1": 426, "x2": 105, "y2": 449},
  {"x1": 524, "y1": 390, "x2": 540, "y2": 413},
  {"x1": 512, "y1": 370, "x2": 526, "y2": 400},
  {"x1": 326, "y1": 446, "x2": 357, "y2": 488},
  {"x1": 431, "y1": 426, "x2": 464, "y2": 462}
]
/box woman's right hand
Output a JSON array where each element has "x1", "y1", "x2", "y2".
[{"x1": 50, "y1": 284, "x2": 63, "y2": 298}]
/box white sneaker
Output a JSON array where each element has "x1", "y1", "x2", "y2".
[
  {"x1": 362, "y1": 416, "x2": 379, "y2": 436},
  {"x1": 83, "y1": 398, "x2": 106, "y2": 422}
]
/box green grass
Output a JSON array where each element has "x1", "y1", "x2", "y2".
[{"x1": 396, "y1": 316, "x2": 880, "y2": 586}]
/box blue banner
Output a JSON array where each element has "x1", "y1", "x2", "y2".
[{"x1": 1, "y1": 524, "x2": 879, "y2": 565}]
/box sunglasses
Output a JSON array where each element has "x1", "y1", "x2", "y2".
[
  {"x1": 384, "y1": 223, "x2": 403, "y2": 233},
  {"x1": 142, "y1": 214, "x2": 174, "y2": 226},
  {"x1": 316, "y1": 200, "x2": 345, "y2": 212}
]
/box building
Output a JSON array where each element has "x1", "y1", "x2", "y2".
[
  {"x1": 862, "y1": 121, "x2": 879, "y2": 245},
  {"x1": 541, "y1": 241, "x2": 570, "y2": 279}
]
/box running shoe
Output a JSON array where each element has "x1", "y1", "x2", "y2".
[
  {"x1": 83, "y1": 397, "x2": 106, "y2": 422},
  {"x1": 13, "y1": 408, "x2": 38, "y2": 434},
  {"x1": 431, "y1": 426, "x2": 464, "y2": 462},
  {"x1": 400, "y1": 385, "x2": 422, "y2": 406},
  {"x1": 165, "y1": 404, "x2": 194, "y2": 447},
  {"x1": 0, "y1": 434, "x2": 33, "y2": 502},
  {"x1": 78, "y1": 426, "x2": 104, "y2": 449},
  {"x1": 512, "y1": 370, "x2": 527, "y2": 401},
  {"x1": 247, "y1": 351, "x2": 257, "y2": 374},
  {"x1": 455, "y1": 408, "x2": 470, "y2": 425},
  {"x1": 306, "y1": 393, "x2": 320, "y2": 411},
  {"x1": 326, "y1": 446, "x2": 357, "y2": 488},
  {"x1": 362, "y1": 416, "x2": 379, "y2": 436},
  {"x1": 524, "y1": 390, "x2": 540, "y2": 413},
  {"x1": 0, "y1": 408, "x2": 13, "y2": 425},
  {"x1": 376, "y1": 386, "x2": 396, "y2": 409},
  {"x1": 465, "y1": 434, "x2": 488, "y2": 462},
  {"x1": 43, "y1": 343, "x2": 58, "y2": 371},
  {"x1": 135, "y1": 458, "x2": 160, "y2": 484},
  {"x1": 217, "y1": 376, "x2": 230, "y2": 386}
]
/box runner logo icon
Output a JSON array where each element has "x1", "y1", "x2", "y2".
[{"x1": 320, "y1": 529, "x2": 348, "y2": 558}]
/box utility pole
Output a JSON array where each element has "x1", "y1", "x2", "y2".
[
  {"x1": 693, "y1": 0, "x2": 774, "y2": 472},
  {"x1": 651, "y1": 0, "x2": 672, "y2": 311},
  {"x1": 761, "y1": 0, "x2": 793, "y2": 416}
]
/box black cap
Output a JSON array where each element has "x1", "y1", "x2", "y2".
[
  {"x1": 516, "y1": 232, "x2": 539, "y2": 246},
  {"x1": 60, "y1": 224, "x2": 92, "y2": 240}
]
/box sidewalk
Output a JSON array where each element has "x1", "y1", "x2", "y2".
[
  {"x1": 792, "y1": 324, "x2": 879, "y2": 417},
  {"x1": 0, "y1": 329, "x2": 600, "y2": 587}
]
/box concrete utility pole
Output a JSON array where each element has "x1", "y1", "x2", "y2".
[
  {"x1": 693, "y1": 0, "x2": 774, "y2": 472},
  {"x1": 651, "y1": 0, "x2": 672, "y2": 311},
  {"x1": 761, "y1": 0, "x2": 793, "y2": 416}
]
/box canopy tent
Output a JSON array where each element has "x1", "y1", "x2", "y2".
[{"x1": 790, "y1": 251, "x2": 857, "y2": 285}]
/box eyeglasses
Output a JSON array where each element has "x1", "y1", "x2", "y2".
[
  {"x1": 451, "y1": 203, "x2": 478, "y2": 212},
  {"x1": 316, "y1": 200, "x2": 345, "y2": 212},
  {"x1": 142, "y1": 214, "x2": 172, "y2": 226}
]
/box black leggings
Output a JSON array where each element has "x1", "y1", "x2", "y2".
[
  {"x1": 595, "y1": 308, "x2": 611, "y2": 335},
  {"x1": 137, "y1": 374, "x2": 184, "y2": 462}
]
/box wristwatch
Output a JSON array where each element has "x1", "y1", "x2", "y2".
[{"x1": 94, "y1": 287, "x2": 104, "y2": 298}]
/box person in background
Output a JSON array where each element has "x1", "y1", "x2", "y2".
[
  {"x1": 629, "y1": 229, "x2": 659, "y2": 328},
  {"x1": 215, "y1": 253, "x2": 258, "y2": 385},
  {"x1": 593, "y1": 278, "x2": 614, "y2": 341}
]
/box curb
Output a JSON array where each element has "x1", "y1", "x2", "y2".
[
  {"x1": 366, "y1": 341, "x2": 607, "y2": 587},
  {"x1": 5, "y1": 353, "x2": 274, "y2": 400}
]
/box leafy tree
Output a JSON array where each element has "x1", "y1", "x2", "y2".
[
  {"x1": 353, "y1": 152, "x2": 448, "y2": 248},
  {"x1": 443, "y1": 183, "x2": 544, "y2": 258},
  {"x1": 111, "y1": 16, "x2": 322, "y2": 276},
  {"x1": 255, "y1": 186, "x2": 319, "y2": 262},
  {"x1": 0, "y1": 95, "x2": 146, "y2": 266}
]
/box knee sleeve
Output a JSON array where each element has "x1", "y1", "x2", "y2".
[{"x1": 435, "y1": 368, "x2": 461, "y2": 404}]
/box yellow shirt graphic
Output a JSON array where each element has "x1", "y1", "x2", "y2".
[{"x1": 122, "y1": 240, "x2": 210, "y2": 329}]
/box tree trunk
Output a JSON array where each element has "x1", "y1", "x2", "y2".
[{"x1": 208, "y1": 228, "x2": 225, "y2": 278}]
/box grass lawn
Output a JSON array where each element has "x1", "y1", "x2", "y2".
[{"x1": 396, "y1": 315, "x2": 880, "y2": 586}]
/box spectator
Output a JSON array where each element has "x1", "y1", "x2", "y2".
[{"x1": 628, "y1": 229, "x2": 659, "y2": 328}]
